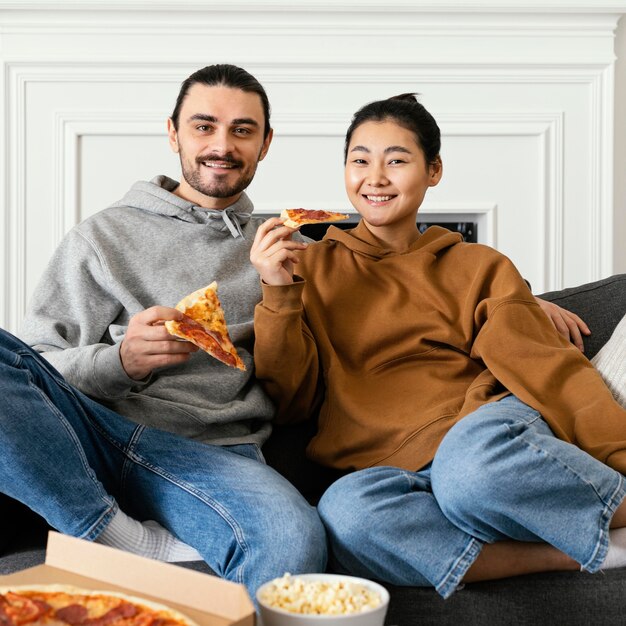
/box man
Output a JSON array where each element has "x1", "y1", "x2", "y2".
[
  {"x1": 0, "y1": 64, "x2": 326, "y2": 599},
  {"x1": 0, "y1": 63, "x2": 584, "y2": 595}
]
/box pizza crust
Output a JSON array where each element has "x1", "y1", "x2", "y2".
[{"x1": 169, "y1": 282, "x2": 217, "y2": 313}]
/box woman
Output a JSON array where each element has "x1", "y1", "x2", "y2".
[{"x1": 250, "y1": 94, "x2": 626, "y2": 598}]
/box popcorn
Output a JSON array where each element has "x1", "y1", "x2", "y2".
[{"x1": 258, "y1": 574, "x2": 382, "y2": 615}]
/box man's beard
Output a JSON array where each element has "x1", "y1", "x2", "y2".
[{"x1": 180, "y1": 152, "x2": 257, "y2": 200}]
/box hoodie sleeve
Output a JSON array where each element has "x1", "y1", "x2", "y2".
[
  {"x1": 254, "y1": 278, "x2": 323, "y2": 424},
  {"x1": 19, "y1": 229, "x2": 147, "y2": 400},
  {"x1": 470, "y1": 255, "x2": 626, "y2": 473}
]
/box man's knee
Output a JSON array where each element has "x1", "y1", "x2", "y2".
[
  {"x1": 253, "y1": 485, "x2": 328, "y2": 573},
  {"x1": 0, "y1": 328, "x2": 29, "y2": 354}
]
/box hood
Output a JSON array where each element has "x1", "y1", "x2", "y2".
[
  {"x1": 110, "y1": 175, "x2": 254, "y2": 238},
  {"x1": 324, "y1": 220, "x2": 463, "y2": 260}
]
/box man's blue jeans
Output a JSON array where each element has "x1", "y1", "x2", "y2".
[
  {"x1": 318, "y1": 395, "x2": 625, "y2": 598},
  {"x1": 0, "y1": 329, "x2": 327, "y2": 597}
]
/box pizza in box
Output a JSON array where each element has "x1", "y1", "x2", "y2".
[{"x1": 0, "y1": 584, "x2": 198, "y2": 626}]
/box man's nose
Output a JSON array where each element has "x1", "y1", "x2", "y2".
[{"x1": 207, "y1": 128, "x2": 235, "y2": 154}]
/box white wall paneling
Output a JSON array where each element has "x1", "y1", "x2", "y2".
[{"x1": 1, "y1": 1, "x2": 625, "y2": 332}]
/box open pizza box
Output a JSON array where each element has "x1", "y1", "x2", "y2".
[{"x1": 0, "y1": 531, "x2": 255, "y2": 626}]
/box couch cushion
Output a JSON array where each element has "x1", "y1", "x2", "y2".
[{"x1": 384, "y1": 568, "x2": 626, "y2": 626}]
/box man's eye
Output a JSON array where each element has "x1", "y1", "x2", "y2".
[
  {"x1": 234, "y1": 128, "x2": 252, "y2": 135},
  {"x1": 197, "y1": 125, "x2": 211, "y2": 132}
]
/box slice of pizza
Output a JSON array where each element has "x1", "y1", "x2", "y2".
[
  {"x1": 280, "y1": 208, "x2": 350, "y2": 229},
  {"x1": 165, "y1": 282, "x2": 246, "y2": 371}
]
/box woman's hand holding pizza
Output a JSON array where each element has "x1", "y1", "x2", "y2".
[
  {"x1": 120, "y1": 306, "x2": 199, "y2": 380},
  {"x1": 250, "y1": 217, "x2": 308, "y2": 286}
]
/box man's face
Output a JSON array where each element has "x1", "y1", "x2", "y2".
[{"x1": 167, "y1": 83, "x2": 273, "y2": 209}]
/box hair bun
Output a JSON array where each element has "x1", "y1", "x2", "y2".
[{"x1": 388, "y1": 93, "x2": 420, "y2": 103}]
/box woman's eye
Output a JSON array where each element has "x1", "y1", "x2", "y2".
[
  {"x1": 389, "y1": 159, "x2": 405, "y2": 165},
  {"x1": 352, "y1": 158, "x2": 367, "y2": 165}
]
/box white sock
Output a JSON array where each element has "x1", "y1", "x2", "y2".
[
  {"x1": 592, "y1": 313, "x2": 626, "y2": 409},
  {"x1": 95, "y1": 509, "x2": 203, "y2": 562},
  {"x1": 601, "y1": 527, "x2": 626, "y2": 569}
]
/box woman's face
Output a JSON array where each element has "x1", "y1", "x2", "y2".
[{"x1": 344, "y1": 119, "x2": 442, "y2": 236}]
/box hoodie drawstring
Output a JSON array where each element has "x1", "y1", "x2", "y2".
[{"x1": 204, "y1": 207, "x2": 252, "y2": 239}]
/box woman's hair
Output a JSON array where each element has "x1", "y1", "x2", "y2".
[
  {"x1": 343, "y1": 93, "x2": 440, "y2": 165},
  {"x1": 170, "y1": 64, "x2": 271, "y2": 139}
]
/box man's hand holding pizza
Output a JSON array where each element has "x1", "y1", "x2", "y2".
[
  {"x1": 250, "y1": 217, "x2": 308, "y2": 286},
  {"x1": 120, "y1": 306, "x2": 199, "y2": 380}
]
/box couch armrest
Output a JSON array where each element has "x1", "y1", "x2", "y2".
[{"x1": 539, "y1": 274, "x2": 626, "y2": 360}]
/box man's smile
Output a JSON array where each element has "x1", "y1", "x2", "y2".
[
  {"x1": 201, "y1": 162, "x2": 239, "y2": 170},
  {"x1": 197, "y1": 155, "x2": 242, "y2": 170}
]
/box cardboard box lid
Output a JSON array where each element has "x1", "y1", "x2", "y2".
[{"x1": 0, "y1": 532, "x2": 255, "y2": 626}]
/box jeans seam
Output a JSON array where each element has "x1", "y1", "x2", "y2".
[
  {"x1": 5, "y1": 348, "x2": 22, "y2": 368},
  {"x1": 29, "y1": 378, "x2": 115, "y2": 515},
  {"x1": 17, "y1": 350, "x2": 68, "y2": 386},
  {"x1": 82, "y1": 504, "x2": 119, "y2": 542},
  {"x1": 503, "y1": 418, "x2": 626, "y2": 568},
  {"x1": 435, "y1": 536, "x2": 483, "y2": 599},
  {"x1": 122, "y1": 435, "x2": 251, "y2": 585},
  {"x1": 504, "y1": 420, "x2": 612, "y2": 504},
  {"x1": 582, "y1": 473, "x2": 626, "y2": 572}
]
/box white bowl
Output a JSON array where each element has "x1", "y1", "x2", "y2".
[{"x1": 256, "y1": 573, "x2": 390, "y2": 626}]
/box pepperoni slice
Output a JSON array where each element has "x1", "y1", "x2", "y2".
[
  {"x1": 2, "y1": 593, "x2": 50, "y2": 625},
  {"x1": 175, "y1": 319, "x2": 238, "y2": 368}
]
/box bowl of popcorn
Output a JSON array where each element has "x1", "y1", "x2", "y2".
[{"x1": 256, "y1": 573, "x2": 389, "y2": 626}]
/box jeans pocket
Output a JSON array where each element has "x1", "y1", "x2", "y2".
[{"x1": 224, "y1": 443, "x2": 266, "y2": 464}]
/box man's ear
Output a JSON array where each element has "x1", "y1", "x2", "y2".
[
  {"x1": 258, "y1": 128, "x2": 274, "y2": 162},
  {"x1": 429, "y1": 156, "x2": 443, "y2": 187},
  {"x1": 167, "y1": 118, "x2": 179, "y2": 154}
]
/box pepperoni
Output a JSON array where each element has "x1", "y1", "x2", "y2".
[
  {"x1": 0, "y1": 603, "x2": 14, "y2": 626},
  {"x1": 3, "y1": 593, "x2": 50, "y2": 625},
  {"x1": 85, "y1": 602, "x2": 137, "y2": 626},
  {"x1": 290, "y1": 209, "x2": 330, "y2": 220},
  {"x1": 176, "y1": 320, "x2": 237, "y2": 368},
  {"x1": 55, "y1": 604, "x2": 88, "y2": 625}
]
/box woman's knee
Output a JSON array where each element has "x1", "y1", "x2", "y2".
[
  {"x1": 318, "y1": 467, "x2": 407, "y2": 546},
  {"x1": 431, "y1": 412, "x2": 508, "y2": 520}
]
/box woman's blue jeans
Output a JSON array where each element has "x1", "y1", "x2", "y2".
[
  {"x1": 318, "y1": 395, "x2": 625, "y2": 598},
  {"x1": 0, "y1": 329, "x2": 327, "y2": 598}
]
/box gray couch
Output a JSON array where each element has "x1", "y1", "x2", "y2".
[{"x1": 2, "y1": 273, "x2": 625, "y2": 625}]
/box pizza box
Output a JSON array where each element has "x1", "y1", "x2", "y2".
[{"x1": 0, "y1": 531, "x2": 255, "y2": 626}]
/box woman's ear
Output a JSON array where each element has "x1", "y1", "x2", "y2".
[{"x1": 429, "y1": 156, "x2": 443, "y2": 187}]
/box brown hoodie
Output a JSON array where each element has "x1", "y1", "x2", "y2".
[{"x1": 254, "y1": 222, "x2": 626, "y2": 473}]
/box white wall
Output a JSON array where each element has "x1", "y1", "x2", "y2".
[
  {"x1": 615, "y1": 14, "x2": 626, "y2": 274},
  {"x1": 1, "y1": 0, "x2": 625, "y2": 333}
]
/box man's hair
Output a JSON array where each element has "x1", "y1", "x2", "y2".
[
  {"x1": 170, "y1": 64, "x2": 271, "y2": 138},
  {"x1": 344, "y1": 93, "x2": 440, "y2": 165}
]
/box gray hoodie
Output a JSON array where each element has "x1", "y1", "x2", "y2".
[{"x1": 20, "y1": 175, "x2": 275, "y2": 446}]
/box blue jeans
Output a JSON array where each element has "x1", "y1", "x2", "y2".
[
  {"x1": 0, "y1": 329, "x2": 327, "y2": 598},
  {"x1": 318, "y1": 395, "x2": 625, "y2": 598}
]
